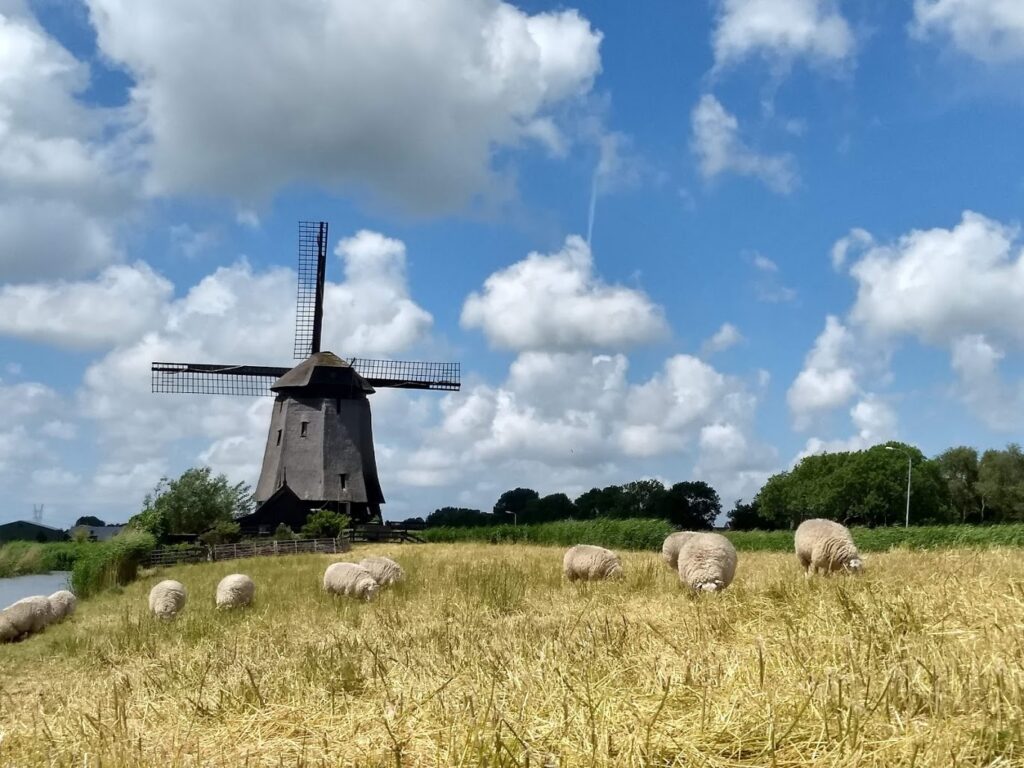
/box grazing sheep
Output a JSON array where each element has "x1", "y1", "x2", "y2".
[
  {"x1": 48, "y1": 590, "x2": 77, "y2": 621},
  {"x1": 661, "y1": 531, "x2": 696, "y2": 570},
  {"x1": 0, "y1": 596, "x2": 54, "y2": 642},
  {"x1": 149, "y1": 580, "x2": 187, "y2": 619},
  {"x1": 323, "y1": 562, "x2": 379, "y2": 601},
  {"x1": 215, "y1": 574, "x2": 255, "y2": 609},
  {"x1": 795, "y1": 518, "x2": 863, "y2": 576},
  {"x1": 562, "y1": 544, "x2": 624, "y2": 582},
  {"x1": 677, "y1": 533, "x2": 737, "y2": 592},
  {"x1": 358, "y1": 556, "x2": 405, "y2": 587}
]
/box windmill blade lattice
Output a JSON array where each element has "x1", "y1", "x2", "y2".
[
  {"x1": 151, "y1": 363, "x2": 289, "y2": 396},
  {"x1": 294, "y1": 220, "x2": 328, "y2": 360}
]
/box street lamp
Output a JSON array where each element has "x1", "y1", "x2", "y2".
[{"x1": 885, "y1": 445, "x2": 912, "y2": 528}]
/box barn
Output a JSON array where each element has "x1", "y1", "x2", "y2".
[{"x1": 0, "y1": 521, "x2": 68, "y2": 543}]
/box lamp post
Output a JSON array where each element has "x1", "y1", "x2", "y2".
[{"x1": 885, "y1": 446, "x2": 912, "y2": 528}]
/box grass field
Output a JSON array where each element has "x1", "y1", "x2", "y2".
[{"x1": 1, "y1": 543, "x2": 1023, "y2": 766}]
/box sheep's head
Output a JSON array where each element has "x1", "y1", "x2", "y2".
[
  {"x1": 846, "y1": 557, "x2": 864, "y2": 573},
  {"x1": 0, "y1": 614, "x2": 17, "y2": 642},
  {"x1": 364, "y1": 582, "x2": 380, "y2": 601},
  {"x1": 698, "y1": 581, "x2": 721, "y2": 592}
]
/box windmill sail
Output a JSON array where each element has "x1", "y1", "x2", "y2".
[
  {"x1": 152, "y1": 358, "x2": 460, "y2": 395},
  {"x1": 293, "y1": 220, "x2": 328, "y2": 359}
]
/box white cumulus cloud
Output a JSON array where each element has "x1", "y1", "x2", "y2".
[
  {"x1": 912, "y1": 0, "x2": 1024, "y2": 62},
  {"x1": 0, "y1": 264, "x2": 172, "y2": 349},
  {"x1": 846, "y1": 211, "x2": 1024, "y2": 346},
  {"x1": 701, "y1": 323, "x2": 744, "y2": 355},
  {"x1": 461, "y1": 235, "x2": 667, "y2": 351},
  {"x1": 85, "y1": 0, "x2": 602, "y2": 212},
  {"x1": 691, "y1": 94, "x2": 797, "y2": 193},
  {"x1": 787, "y1": 315, "x2": 859, "y2": 428},
  {"x1": 712, "y1": 0, "x2": 854, "y2": 70}
]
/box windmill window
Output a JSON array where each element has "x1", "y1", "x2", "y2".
[
  {"x1": 276, "y1": 429, "x2": 282, "y2": 446},
  {"x1": 300, "y1": 421, "x2": 309, "y2": 438},
  {"x1": 339, "y1": 473, "x2": 347, "y2": 490}
]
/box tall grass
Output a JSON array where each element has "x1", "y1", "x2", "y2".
[
  {"x1": 0, "y1": 541, "x2": 90, "y2": 577},
  {"x1": 423, "y1": 519, "x2": 1024, "y2": 552},
  {"x1": 69, "y1": 530, "x2": 156, "y2": 598},
  {"x1": 2, "y1": 544, "x2": 1023, "y2": 766}
]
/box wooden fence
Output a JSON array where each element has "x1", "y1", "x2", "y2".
[{"x1": 145, "y1": 537, "x2": 351, "y2": 568}]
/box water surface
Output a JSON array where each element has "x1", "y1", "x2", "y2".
[{"x1": 0, "y1": 572, "x2": 71, "y2": 608}]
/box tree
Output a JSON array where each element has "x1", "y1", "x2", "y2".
[
  {"x1": 493, "y1": 488, "x2": 539, "y2": 523},
  {"x1": 199, "y1": 520, "x2": 242, "y2": 546},
  {"x1": 654, "y1": 481, "x2": 721, "y2": 529},
  {"x1": 426, "y1": 507, "x2": 492, "y2": 527},
  {"x1": 132, "y1": 467, "x2": 254, "y2": 539},
  {"x1": 727, "y1": 499, "x2": 780, "y2": 530},
  {"x1": 977, "y1": 444, "x2": 1024, "y2": 522},
  {"x1": 74, "y1": 516, "x2": 106, "y2": 527},
  {"x1": 935, "y1": 446, "x2": 982, "y2": 522},
  {"x1": 618, "y1": 480, "x2": 666, "y2": 518},
  {"x1": 522, "y1": 493, "x2": 575, "y2": 524},
  {"x1": 300, "y1": 508, "x2": 351, "y2": 539},
  {"x1": 574, "y1": 486, "x2": 625, "y2": 519}
]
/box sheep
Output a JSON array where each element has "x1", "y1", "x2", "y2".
[
  {"x1": 676, "y1": 533, "x2": 737, "y2": 592},
  {"x1": 358, "y1": 556, "x2": 405, "y2": 587},
  {"x1": 661, "y1": 531, "x2": 696, "y2": 570},
  {"x1": 0, "y1": 596, "x2": 54, "y2": 642},
  {"x1": 562, "y1": 544, "x2": 624, "y2": 582},
  {"x1": 215, "y1": 574, "x2": 255, "y2": 609},
  {"x1": 795, "y1": 518, "x2": 863, "y2": 576},
  {"x1": 149, "y1": 580, "x2": 187, "y2": 619},
  {"x1": 323, "y1": 562, "x2": 379, "y2": 601},
  {"x1": 48, "y1": 590, "x2": 77, "y2": 621}
]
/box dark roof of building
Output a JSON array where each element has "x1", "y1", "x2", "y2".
[
  {"x1": 271, "y1": 351, "x2": 374, "y2": 395},
  {"x1": 0, "y1": 520, "x2": 64, "y2": 532}
]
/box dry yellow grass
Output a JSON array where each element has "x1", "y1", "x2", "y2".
[{"x1": 1, "y1": 544, "x2": 1023, "y2": 766}]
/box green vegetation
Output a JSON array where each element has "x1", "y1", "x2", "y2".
[
  {"x1": 299, "y1": 508, "x2": 350, "y2": 539},
  {"x1": 3, "y1": 544, "x2": 1024, "y2": 765},
  {"x1": 128, "y1": 466, "x2": 253, "y2": 542},
  {"x1": 69, "y1": 530, "x2": 156, "y2": 598},
  {"x1": 423, "y1": 517, "x2": 1024, "y2": 552},
  {"x1": 0, "y1": 541, "x2": 90, "y2": 578}
]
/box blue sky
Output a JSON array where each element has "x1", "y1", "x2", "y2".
[{"x1": 1, "y1": 0, "x2": 1023, "y2": 527}]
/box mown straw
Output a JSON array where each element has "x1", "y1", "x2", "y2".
[{"x1": 1, "y1": 544, "x2": 1022, "y2": 766}]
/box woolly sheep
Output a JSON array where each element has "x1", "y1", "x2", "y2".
[
  {"x1": 48, "y1": 590, "x2": 77, "y2": 621},
  {"x1": 215, "y1": 574, "x2": 255, "y2": 609},
  {"x1": 676, "y1": 533, "x2": 737, "y2": 592},
  {"x1": 661, "y1": 531, "x2": 696, "y2": 570},
  {"x1": 795, "y1": 518, "x2": 863, "y2": 576},
  {"x1": 149, "y1": 580, "x2": 187, "y2": 619},
  {"x1": 562, "y1": 544, "x2": 624, "y2": 582},
  {"x1": 358, "y1": 556, "x2": 405, "y2": 587},
  {"x1": 0, "y1": 596, "x2": 54, "y2": 642},
  {"x1": 323, "y1": 562, "x2": 379, "y2": 601}
]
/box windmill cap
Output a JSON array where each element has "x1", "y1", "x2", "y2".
[{"x1": 271, "y1": 351, "x2": 375, "y2": 394}]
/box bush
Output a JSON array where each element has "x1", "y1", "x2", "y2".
[
  {"x1": 300, "y1": 509, "x2": 351, "y2": 539},
  {"x1": 0, "y1": 541, "x2": 92, "y2": 578},
  {"x1": 422, "y1": 519, "x2": 1024, "y2": 553},
  {"x1": 71, "y1": 530, "x2": 156, "y2": 598},
  {"x1": 272, "y1": 523, "x2": 297, "y2": 541},
  {"x1": 199, "y1": 520, "x2": 242, "y2": 546},
  {"x1": 423, "y1": 518, "x2": 674, "y2": 551}
]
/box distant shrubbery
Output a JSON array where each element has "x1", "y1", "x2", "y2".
[
  {"x1": 0, "y1": 541, "x2": 91, "y2": 578},
  {"x1": 70, "y1": 530, "x2": 157, "y2": 598},
  {"x1": 423, "y1": 519, "x2": 1024, "y2": 553}
]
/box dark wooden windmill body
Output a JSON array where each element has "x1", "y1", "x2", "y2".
[{"x1": 151, "y1": 221, "x2": 459, "y2": 530}]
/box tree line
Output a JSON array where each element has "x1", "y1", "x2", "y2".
[
  {"x1": 412, "y1": 442, "x2": 1024, "y2": 531},
  {"x1": 408, "y1": 480, "x2": 724, "y2": 531}
]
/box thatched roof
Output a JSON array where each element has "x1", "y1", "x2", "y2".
[{"x1": 271, "y1": 351, "x2": 374, "y2": 395}]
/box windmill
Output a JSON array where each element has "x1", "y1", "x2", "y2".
[{"x1": 151, "y1": 221, "x2": 460, "y2": 530}]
